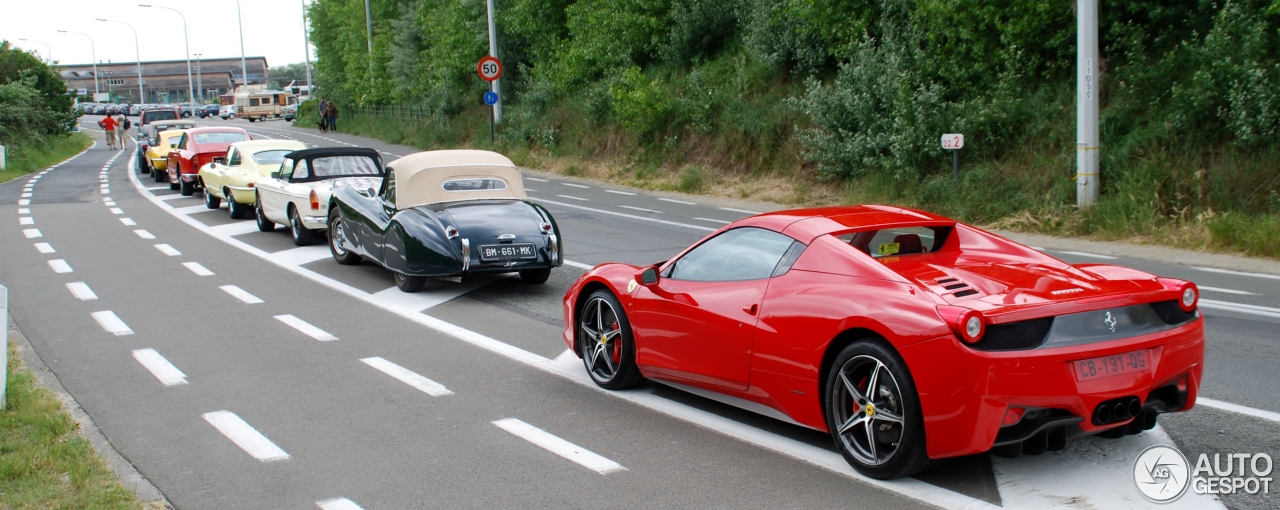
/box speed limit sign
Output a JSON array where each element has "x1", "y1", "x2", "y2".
[{"x1": 477, "y1": 56, "x2": 503, "y2": 82}]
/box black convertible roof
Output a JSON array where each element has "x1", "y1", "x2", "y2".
[{"x1": 285, "y1": 147, "x2": 381, "y2": 161}]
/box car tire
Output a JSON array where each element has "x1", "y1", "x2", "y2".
[
  {"x1": 328, "y1": 208, "x2": 361, "y2": 265},
  {"x1": 180, "y1": 175, "x2": 195, "y2": 196},
  {"x1": 824, "y1": 340, "x2": 934, "y2": 480},
  {"x1": 255, "y1": 195, "x2": 275, "y2": 232},
  {"x1": 227, "y1": 190, "x2": 248, "y2": 219},
  {"x1": 169, "y1": 166, "x2": 180, "y2": 190},
  {"x1": 578, "y1": 289, "x2": 644, "y2": 390},
  {"x1": 137, "y1": 154, "x2": 147, "y2": 174},
  {"x1": 393, "y1": 271, "x2": 426, "y2": 293},
  {"x1": 519, "y1": 268, "x2": 552, "y2": 284},
  {"x1": 289, "y1": 207, "x2": 315, "y2": 246},
  {"x1": 204, "y1": 188, "x2": 221, "y2": 209},
  {"x1": 228, "y1": 113, "x2": 235, "y2": 119}
]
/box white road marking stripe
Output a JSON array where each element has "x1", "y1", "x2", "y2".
[
  {"x1": 66, "y1": 282, "x2": 97, "y2": 300},
  {"x1": 155, "y1": 244, "x2": 181, "y2": 256},
  {"x1": 120, "y1": 218, "x2": 137, "y2": 226},
  {"x1": 693, "y1": 217, "x2": 730, "y2": 224},
  {"x1": 48, "y1": 259, "x2": 73, "y2": 273},
  {"x1": 1029, "y1": 246, "x2": 1047, "y2": 251},
  {"x1": 173, "y1": 205, "x2": 210, "y2": 215},
  {"x1": 132, "y1": 349, "x2": 188, "y2": 386},
  {"x1": 104, "y1": 200, "x2": 116, "y2": 206},
  {"x1": 145, "y1": 186, "x2": 168, "y2": 190},
  {"x1": 619, "y1": 205, "x2": 662, "y2": 214},
  {"x1": 562, "y1": 182, "x2": 590, "y2": 189},
  {"x1": 18, "y1": 208, "x2": 30, "y2": 214},
  {"x1": 563, "y1": 260, "x2": 594, "y2": 271},
  {"x1": 134, "y1": 229, "x2": 155, "y2": 239},
  {"x1": 23, "y1": 228, "x2": 42, "y2": 238},
  {"x1": 102, "y1": 197, "x2": 113, "y2": 203},
  {"x1": 271, "y1": 245, "x2": 331, "y2": 266},
  {"x1": 274, "y1": 314, "x2": 337, "y2": 341},
  {"x1": 183, "y1": 262, "x2": 215, "y2": 276},
  {"x1": 1194, "y1": 266, "x2": 1280, "y2": 281},
  {"x1": 360, "y1": 357, "x2": 453, "y2": 397},
  {"x1": 1197, "y1": 286, "x2": 1256, "y2": 296},
  {"x1": 532, "y1": 198, "x2": 716, "y2": 232},
  {"x1": 316, "y1": 498, "x2": 364, "y2": 510},
  {"x1": 1197, "y1": 397, "x2": 1280, "y2": 424},
  {"x1": 657, "y1": 197, "x2": 695, "y2": 205},
  {"x1": 1055, "y1": 250, "x2": 1118, "y2": 260},
  {"x1": 202, "y1": 411, "x2": 290, "y2": 461},
  {"x1": 220, "y1": 285, "x2": 264, "y2": 304},
  {"x1": 18, "y1": 199, "x2": 29, "y2": 206},
  {"x1": 34, "y1": 242, "x2": 54, "y2": 253},
  {"x1": 110, "y1": 208, "x2": 124, "y2": 214},
  {"x1": 20, "y1": 192, "x2": 31, "y2": 198},
  {"x1": 604, "y1": 189, "x2": 637, "y2": 196},
  {"x1": 556, "y1": 194, "x2": 589, "y2": 201},
  {"x1": 492, "y1": 418, "x2": 626, "y2": 475},
  {"x1": 19, "y1": 217, "x2": 33, "y2": 225},
  {"x1": 90, "y1": 311, "x2": 134, "y2": 335},
  {"x1": 1199, "y1": 299, "x2": 1280, "y2": 319},
  {"x1": 525, "y1": 188, "x2": 538, "y2": 192},
  {"x1": 719, "y1": 206, "x2": 761, "y2": 214},
  {"x1": 524, "y1": 177, "x2": 548, "y2": 182},
  {"x1": 155, "y1": 194, "x2": 186, "y2": 201}
]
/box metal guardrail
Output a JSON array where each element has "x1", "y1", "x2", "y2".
[{"x1": 345, "y1": 105, "x2": 432, "y2": 121}]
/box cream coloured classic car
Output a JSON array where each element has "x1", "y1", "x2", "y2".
[
  {"x1": 253, "y1": 147, "x2": 384, "y2": 246},
  {"x1": 199, "y1": 139, "x2": 308, "y2": 219}
]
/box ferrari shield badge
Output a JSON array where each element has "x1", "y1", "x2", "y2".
[{"x1": 627, "y1": 279, "x2": 638, "y2": 294}]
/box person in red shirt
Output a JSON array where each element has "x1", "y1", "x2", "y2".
[{"x1": 99, "y1": 115, "x2": 118, "y2": 150}]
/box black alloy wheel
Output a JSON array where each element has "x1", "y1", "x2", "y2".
[
  {"x1": 578, "y1": 290, "x2": 643, "y2": 390},
  {"x1": 255, "y1": 195, "x2": 275, "y2": 232},
  {"x1": 204, "y1": 188, "x2": 221, "y2": 209},
  {"x1": 394, "y1": 271, "x2": 425, "y2": 293},
  {"x1": 289, "y1": 208, "x2": 315, "y2": 246},
  {"x1": 825, "y1": 341, "x2": 934, "y2": 480},
  {"x1": 227, "y1": 190, "x2": 248, "y2": 219},
  {"x1": 519, "y1": 268, "x2": 552, "y2": 284},
  {"x1": 329, "y1": 210, "x2": 360, "y2": 265}
]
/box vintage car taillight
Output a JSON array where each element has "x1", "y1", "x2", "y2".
[
  {"x1": 937, "y1": 306, "x2": 986, "y2": 344},
  {"x1": 540, "y1": 221, "x2": 553, "y2": 233},
  {"x1": 444, "y1": 226, "x2": 459, "y2": 239},
  {"x1": 309, "y1": 190, "x2": 320, "y2": 211}
]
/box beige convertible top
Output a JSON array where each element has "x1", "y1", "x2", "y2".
[{"x1": 388, "y1": 150, "x2": 526, "y2": 209}]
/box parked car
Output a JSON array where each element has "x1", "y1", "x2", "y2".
[
  {"x1": 167, "y1": 127, "x2": 252, "y2": 196},
  {"x1": 129, "y1": 104, "x2": 143, "y2": 115},
  {"x1": 144, "y1": 129, "x2": 189, "y2": 181},
  {"x1": 198, "y1": 104, "x2": 221, "y2": 118},
  {"x1": 282, "y1": 103, "x2": 298, "y2": 121},
  {"x1": 135, "y1": 119, "x2": 195, "y2": 175},
  {"x1": 177, "y1": 102, "x2": 199, "y2": 118},
  {"x1": 562, "y1": 205, "x2": 1205, "y2": 479},
  {"x1": 326, "y1": 150, "x2": 562, "y2": 291},
  {"x1": 219, "y1": 105, "x2": 237, "y2": 120},
  {"x1": 199, "y1": 139, "x2": 308, "y2": 218},
  {"x1": 254, "y1": 148, "x2": 384, "y2": 246},
  {"x1": 140, "y1": 107, "x2": 181, "y2": 128}
]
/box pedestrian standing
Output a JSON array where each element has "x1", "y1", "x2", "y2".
[
  {"x1": 100, "y1": 114, "x2": 118, "y2": 150},
  {"x1": 115, "y1": 112, "x2": 129, "y2": 148},
  {"x1": 325, "y1": 102, "x2": 339, "y2": 133}
]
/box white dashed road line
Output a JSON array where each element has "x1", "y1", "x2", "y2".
[
  {"x1": 1199, "y1": 299, "x2": 1280, "y2": 319},
  {"x1": 274, "y1": 314, "x2": 338, "y2": 341},
  {"x1": 563, "y1": 260, "x2": 595, "y2": 271},
  {"x1": 202, "y1": 411, "x2": 290, "y2": 462},
  {"x1": 134, "y1": 229, "x2": 156, "y2": 239},
  {"x1": 693, "y1": 217, "x2": 730, "y2": 224},
  {"x1": 19, "y1": 217, "x2": 33, "y2": 225},
  {"x1": 360, "y1": 357, "x2": 453, "y2": 397},
  {"x1": 492, "y1": 418, "x2": 626, "y2": 475},
  {"x1": 23, "y1": 228, "x2": 42, "y2": 238},
  {"x1": 155, "y1": 244, "x2": 181, "y2": 256},
  {"x1": 1055, "y1": 250, "x2": 1119, "y2": 260},
  {"x1": 316, "y1": 498, "x2": 364, "y2": 510},
  {"x1": 183, "y1": 262, "x2": 215, "y2": 276},
  {"x1": 618, "y1": 205, "x2": 662, "y2": 214},
  {"x1": 1197, "y1": 397, "x2": 1280, "y2": 424},
  {"x1": 1198, "y1": 286, "x2": 1256, "y2": 296},
  {"x1": 562, "y1": 182, "x2": 590, "y2": 189},
  {"x1": 132, "y1": 349, "x2": 188, "y2": 386},
  {"x1": 18, "y1": 199, "x2": 29, "y2": 206},
  {"x1": 66, "y1": 282, "x2": 98, "y2": 300},
  {"x1": 1194, "y1": 266, "x2": 1280, "y2": 281},
  {"x1": 657, "y1": 197, "x2": 695, "y2": 205},
  {"x1": 525, "y1": 177, "x2": 548, "y2": 182},
  {"x1": 120, "y1": 218, "x2": 136, "y2": 226},
  {"x1": 110, "y1": 208, "x2": 124, "y2": 214},
  {"x1": 604, "y1": 189, "x2": 637, "y2": 196},
  {"x1": 90, "y1": 311, "x2": 134, "y2": 336},
  {"x1": 556, "y1": 195, "x2": 589, "y2": 201},
  {"x1": 532, "y1": 198, "x2": 716, "y2": 232},
  {"x1": 34, "y1": 242, "x2": 54, "y2": 253},
  {"x1": 220, "y1": 285, "x2": 264, "y2": 304},
  {"x1": 18, "y1": 208, "x2": 30, "y2": 214},
  {"x1": 48, "y1": 259, "x2": 73, "y2": 273}
]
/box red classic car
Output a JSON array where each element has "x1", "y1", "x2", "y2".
[
  {"x1": 563, "y1": 205, "x2": 1204, "y2": 479},
  {"x1": 166, "y1": 126, "x2": 251, "y2": 196}
]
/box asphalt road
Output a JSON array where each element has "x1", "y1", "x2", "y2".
[{"x1": 0, "y1": 115, "x2": 1275, "y2": 509}]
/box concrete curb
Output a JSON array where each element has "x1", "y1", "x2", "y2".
[{"x1": 5, "y1": 313, "x2": 172, "y2": 509}]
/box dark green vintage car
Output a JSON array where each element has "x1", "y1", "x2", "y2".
[{"x1": 327, "y1": 150, "x2": 563, "y2": 292}]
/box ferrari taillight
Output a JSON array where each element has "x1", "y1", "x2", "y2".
[
  {"x1": 937, "y1": 306, "x2": 986, "y2": 344},
  {"x1": 309, "y1": 190, "x2": 319, "y2": 211},
  {"x1": 1158, "y1": 278, "x2": 1198, "y2": 312}
]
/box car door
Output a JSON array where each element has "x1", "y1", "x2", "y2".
[
  {"x1": 208, "y1": 147, "x2": 235, "y2": 196},
  {"x1": 630, "y1": 227, "x2": 798, "y2": 390},
  {"x1": 367, "y1": 171, "x2": 399, "y2": 266},
  {"x1": 259, "y1": 158, "x2": 295, "y2": 223}
]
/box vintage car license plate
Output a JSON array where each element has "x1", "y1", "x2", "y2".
[
  {"x1": 1073, "y1": 350, "x2": 1149, "y2": 382},
  {"x1": 478, "y1": 243, "x2": 537, "y2": 261}
]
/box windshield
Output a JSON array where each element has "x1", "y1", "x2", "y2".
[
  {"x1": 837, "y1": 226, "x2": 951, "y2": 258},
  {"x1": 194, "y1": 132, "x2": 249, "y2": 144},
  {"x1": 251, "y1": 150, "x2": 294, "y2": 165},
  {"x1": 297, "y1": 155, "x2": 382, "y2": 179}
]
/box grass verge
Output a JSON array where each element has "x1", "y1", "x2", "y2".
[
  {"x1": 0, "y1": 338, "x2": 140, "y2": 508},
  {"x1": 0, "y1": 133, "x2": 93, "y2": 185}
]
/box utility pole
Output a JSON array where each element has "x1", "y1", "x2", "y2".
[
  {"x1": 195, "y1": 53, "x2": 203, "y2": 100},
  {"x1": 97, "y1": 19, "x2": 144, "y2": 103},
  {"x1": 364, "y1": 0, "x2": 374, "y2": 83},
  {"x1": 1077, "y1": 0, "x2": 1100, "y2": 208},
  {"x1": 485, "y1": 0, "x2": 501, "y2": 123},
  {"x1": 301, "y1": 0, "x2": 313, "y2": 98},
  {"x1": 58, "y1": 30, "x2": 99, "y2": 94},
  {"x1": 236, "y1": 0, "x2": 248, "y2": 91}
]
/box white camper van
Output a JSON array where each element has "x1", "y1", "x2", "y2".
[{"x1": 233, "y1": 90, "x2": 298, "y2": 122}]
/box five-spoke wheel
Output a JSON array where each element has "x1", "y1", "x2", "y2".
[
  {"x1": 578, "y1": 290, "x2": 642, "y2": 389},
  {"x1": 825, "y1": 341, "x2": 933, "y2": 479}
]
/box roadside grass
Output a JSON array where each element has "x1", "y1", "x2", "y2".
[
  {"x1": 0, "y1": 133, "x2": 92, "y2": 184},
  {"x1": 0, "y1": 339, "x2": 139, "y2": 509}
]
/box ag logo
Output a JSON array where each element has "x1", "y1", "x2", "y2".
[
  {"x1": 1104, "y1": 311, "x2": 1118, "y2": 333},
  {"x1": 1133, "y1": 444, "x2": 1190, "y2": 503}
]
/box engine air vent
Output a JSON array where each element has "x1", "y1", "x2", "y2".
[
  {"x1": 937, "y1": 278, "x2": 959, "y2": 284},
  {"x1": 953, "y1": 289, "x2": 979, "y2": 298},
  {"x1": 943, "y1": 283, "x2": 969, "y2": 290}
]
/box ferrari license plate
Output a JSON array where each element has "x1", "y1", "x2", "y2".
[
  {"x1": 1073, "y1": 350, "x2": 1149, "y2": 382},
  {"x1": 478, "y1": 243, "x2": 537, "y2": 261}
]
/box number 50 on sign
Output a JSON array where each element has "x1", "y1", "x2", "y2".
[{"x1": 941, "y1": 134, "x2": 964, "y2": 149}]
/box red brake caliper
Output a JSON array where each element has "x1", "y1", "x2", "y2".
[
  {"x1": 610, "y1": 322, "x2": 622, "y2": 363},
  {"x1": 854, "y1": 376, "x2": 868, "y2": 414}
]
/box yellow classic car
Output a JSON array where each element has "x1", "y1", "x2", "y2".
[
  {"x1": 146, "y1": 129, "x2": 187, "y2": 181},
  {"x1": 199, "y1": 139, "x2": 308, "y2": 219}
]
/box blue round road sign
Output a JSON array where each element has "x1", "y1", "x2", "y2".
[{"x1": 484, "y1": 91, "x2": 499, "y2": 106}]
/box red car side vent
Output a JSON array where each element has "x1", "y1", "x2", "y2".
[{"x1": 953, "y1": 289, "x2": 979, "y2": 298}]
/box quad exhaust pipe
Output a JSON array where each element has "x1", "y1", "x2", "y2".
[{"x1": 1093, "y1": 396, "x2": 1142, "y2": 425}]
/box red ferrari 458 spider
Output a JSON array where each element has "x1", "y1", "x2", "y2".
[{"x1": 562, "y1": 205, "x2": 1204, "y2": 479}]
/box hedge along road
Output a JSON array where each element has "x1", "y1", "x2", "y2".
[{"x1": 0, "y1": 117, "x2": 1273, "y2": 509}]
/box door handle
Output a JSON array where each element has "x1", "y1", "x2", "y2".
[{"x1": 743, "y1": 304, "x2": 758, "y2": 316}]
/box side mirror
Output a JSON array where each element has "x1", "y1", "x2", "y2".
[
  {"x1": 637, "y1": 266, "x2": 660, "y2": 286},
  {"x1": 366, "y1": 187, "x2": 377, "y2": 197},
  {"x1": 270, "y1": 171, "x2": 280, "y2": 179}
]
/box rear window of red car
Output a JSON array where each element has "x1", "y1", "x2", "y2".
[
  {"x1": 194, "y1": 132, "x2": 249, "y2": 144},
  {"x1": 837, "y1": 226, "x2": 952, "y2": 258}
]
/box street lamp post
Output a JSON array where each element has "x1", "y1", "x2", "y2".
[
  {"x1": 140, "y1": 4, "x2": 194, "y2": 102},
  {"x1": 195, "y1": 53, "x2": 203, "y2": 101},
  {"x1": 97, "y1": 19, "x2": 145, "y2": 103},
  {"x1": 235, "y1": 0, "x2": 248, "y2": 90},
  {"x1": 57, "y1": 30, "x2": 99, "y2": 94},
  {"x1": 301, "y1": 0, "x2": 313, "y2": 98},
  {"x1": 364, "y1": 0, "x2": 373, "y2": 83},
  {"x1": 17, "y1": 38, "x2": 52, "y2": 63}
]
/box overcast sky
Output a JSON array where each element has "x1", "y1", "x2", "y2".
[{"x1": 2, "y1": 0, "x2": 312, "y2": 68}]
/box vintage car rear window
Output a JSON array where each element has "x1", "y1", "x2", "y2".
[
  {"x1": 194, "y1": 132, "x2": 249, "y2": 144},
  {"x1": 442, "y1": 178, "x2": 508, "y2": 192},
  {"x1": 144, "y1": 110, "x2": 177, "y2": 122},
  {"x1": 837, "y1": 226, "x2": 951, "y2": 258},
  {"x1": 251, "y1": 150, "x2": 294, "y2": 165},
  {"x1": 297, "y1": 156, "x2": 382, "y2": 179}
]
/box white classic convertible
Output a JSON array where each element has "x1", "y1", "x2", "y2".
[{"x1": 253, "y1": 147, "x2": 385, "y2": 246}]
